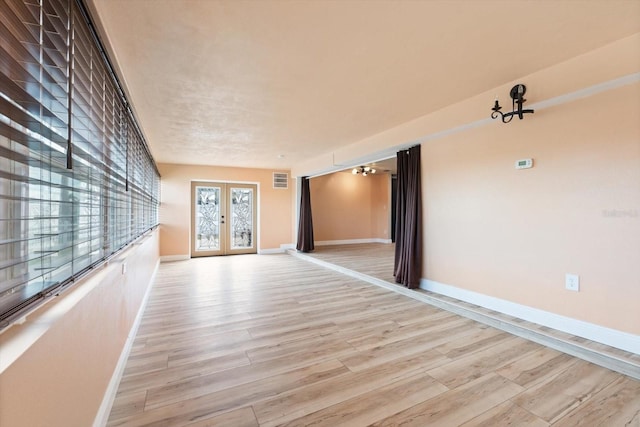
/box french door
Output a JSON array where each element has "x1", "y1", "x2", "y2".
[{"x1": 191, "y1": 182, "x2": 257, "y2": 257}]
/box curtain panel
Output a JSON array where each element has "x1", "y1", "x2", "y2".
[
  {"x1": 296, "y1": 177, "x2": 315, "y2": 252},
  {"x1": 394, "y1": 145, "x2": 423, "y2": 288}
]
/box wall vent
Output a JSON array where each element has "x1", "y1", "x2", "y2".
[{"x1": 273, "y1": 172, "x2": 288, "y2": 189}]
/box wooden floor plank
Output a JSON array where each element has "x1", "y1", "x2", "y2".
[
  {"x1": 370, "y1": 373, "x2": 524, "y2": 427},
  {"x1": 107, "y1": 251, "x2": 640, "y2": 426},
  {"x1": 496, "y1": 347, "x2": 577, "y2": 389},
  {"x1": 253, "y1": 350, "x2": 451, "y2": 426},
  {"x1": 143, "y1": 339, "x2": 358, "y2": 410},
  {"x1": 427, "y1": 337, "x2": 541, "y2": 388},
  {"x1": 512, "y1": 359, "x2": 621, "y2": 423},
  {"x1": 108, "y1": 360, "x2": 348, "y2": 427},
  {"x1": 186, "y1": 406, "x2": 258, "y2": 427},
  {"x1": 340, "y1": 318, "x2": 474, "y2": 372},
  {"x1": 553, "y1": 376, "x2": 640, "y2": 426},
  {"x1": 459, "y1": 401, "x2": 549, "y2": 427},
  {"x1": 275, "y1": 372, "x2": 448, "y2": 427}
]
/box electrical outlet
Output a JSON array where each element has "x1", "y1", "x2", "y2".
[
  {"x1": 565, "y1": 274, "x2": 579, "y2": 291},
  {"x1": 122, "y1": 262, "x2": 127, "y2": 275}
]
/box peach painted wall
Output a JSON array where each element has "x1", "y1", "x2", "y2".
[
  {"x1": 310, "y1": 172, "x2": 390, "y2": 241},
  {"x1": 0, "y1": 230, "x2": 159, "y2": 427},
  {"x1": 292, "y1": 34, "x2": 640, "y2": 336},
  {"x1": 423, "y1": 83, "x2": 640, "y2": 335},
  {"x1": 158, "y1": 163, "x2": 292, "y2": 255},
  {"x1": 371, "y1": 174, "x2": 391, "y2": 239}
]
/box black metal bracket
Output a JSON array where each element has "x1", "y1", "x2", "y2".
[{"x1": 491, "y1": 84, "x2": 535, "y2": 123}]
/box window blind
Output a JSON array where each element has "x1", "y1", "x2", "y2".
[{"x1": 0, "y1": 0, "x2": 160, "y2": 326}]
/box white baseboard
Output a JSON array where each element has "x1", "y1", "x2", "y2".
[
  {"x1": 160, "y1": 254, "x2": 190, "y2": 262},
  {"x1": 258, "y1": 248, "x2": 286, "y2": 254},
  {"x1": 93, "y1": 261, "x2": 160, "y2": 427},
  {"x1": 421, "y1": 279, "x2": 640, "y2": 355},
  {"x1": 315, "y1": 238, "x2": 392, "y2": 246},
  {"x1": 258, "y1": 244, "x2": 297, "y2": 254},
  {"x1": 162, "y1": 248, "x2": 297, "y2": 256}
]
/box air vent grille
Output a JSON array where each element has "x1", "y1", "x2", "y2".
[{"x1": 273, "y1": 172, "x2": 288, "y2": 189}]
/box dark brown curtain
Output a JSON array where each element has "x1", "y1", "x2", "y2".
[
  {"x1": 296, "y1": 177, "x2": 315, "y2": 252},
  {"x1": 394, "y1": 145, "x2": 423, "y2": 288}
]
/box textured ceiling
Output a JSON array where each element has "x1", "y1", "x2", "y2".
[{"x1": 87, "y1": 0, "x2": 640, "y2": 170}]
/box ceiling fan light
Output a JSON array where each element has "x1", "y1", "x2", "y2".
[{"x1": 352, "y1": 168, "x2": 358, "y2": 174}]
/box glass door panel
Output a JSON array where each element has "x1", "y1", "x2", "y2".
[
  {"x1": 195, "y1": 186, "x2": 221, "y2": 252},
  {"x1": 191, "y1": 183, "x2": 224, "y2": 257},
  {"x1": 228, "y1": 185, "x2": 256, "y2": 254}
]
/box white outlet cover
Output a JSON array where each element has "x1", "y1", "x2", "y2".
[{"x1": 565, "y1": 274, "x2": 580, "y2": 291}]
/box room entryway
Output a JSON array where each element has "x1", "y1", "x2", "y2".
[{"x1": 190, "y1": 181, "x2": 257, "y2": 257}]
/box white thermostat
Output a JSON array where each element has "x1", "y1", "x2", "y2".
[{"x1": 515, "y1": 158, "x2": 533, "y2": 169}]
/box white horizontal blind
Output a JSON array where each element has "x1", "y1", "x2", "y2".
[{"x1": 0, "y1": 0, "x2": 159, "y2": 325}]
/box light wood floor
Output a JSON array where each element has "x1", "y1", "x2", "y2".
[
  {"x1": 107, "y1": 253, "x2": 640, "y2": 426},
  {"x1": 304, "y1": 243, "x2": 397, "y2": 284},
  {"x1": 296, "y1": 244, "x2": 640, "y2": 377}
]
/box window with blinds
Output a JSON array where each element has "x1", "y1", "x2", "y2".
[{"x1": 0, "y1": 0, "x2": 160, "y2": 326}]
